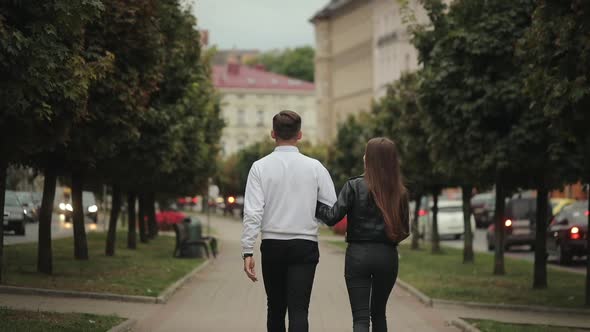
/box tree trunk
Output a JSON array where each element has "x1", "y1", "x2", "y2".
[
  {"x1": 431, "y1": 190, "x2": 441, "y2": 254},
  {"x1": 585, "y1": 190, "x2": 589, "y2": 305},
  {"x1": 105, "y1": 185, "x2": 121, "y2": 256},
  {"x1": 147, "y1": 192, "x2": 158, "y2": 239},
  {"x1": 0, "y1": 162, "x2": 7, "y2": 283},
  {"x1": 533, "y1": 186, "x2": 549, "y2": 289},
  {"x1": 411, "y1": 194, "x2": 422, "y2": 250},
  {"x1": 127, "y1": 192, "x2": 137, "y2": 249},
  {"x1": 493, "y1": 178, "x2": 506, "y2": 275},
  {"x1": 37, "y1": 165, "x2": 57, "y2": 274},
  {"x1": 138, "y1": 193, "x2": 148, "y2": 243},
  {"x1": 462, "y1": 185, "x2": 475, "y2": 263},
  {"x1": 71, "y1": 171, "x2": 88, "y2": 260}
]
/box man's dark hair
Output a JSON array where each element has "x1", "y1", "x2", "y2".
[{"x1": 272, "y1": 110, "x2": 301, "y2": 140}]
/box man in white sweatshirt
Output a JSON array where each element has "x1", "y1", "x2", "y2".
[{"x1": 241, "y1": 110, "x2": 337, "y2": 332}]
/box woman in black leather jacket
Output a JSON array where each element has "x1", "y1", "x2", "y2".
[{"x1": 316, "y1": 137, "x2": 409, "y2": 332}]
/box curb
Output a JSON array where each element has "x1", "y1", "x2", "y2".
[
  {"x1": 451, "y1": 318, "x2": 481, "y2": 332},
  {"x1": 156, "y1": 259, "x2": 211, "y2": 304},
  {"x1": 395, "y1": 279, "x2": 433, "y2": 307},
  {"x1": 433, "y1": 298, "x2": 590, "y2": 316},
  {"x1": 0, "y1": 259, "x2": 211, "y2": 305},
  {"x1": 107, "y1": 319, "x2": 137, "y2": 332}
]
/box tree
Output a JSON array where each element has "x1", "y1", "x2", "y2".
[
  {"x1": 519, "y1": 0, "x2": 590, "y2": 300},
  {"x1": 411, "y1": 0, "x2": 535, "y2": 272},
  {"x1": 0, "y1": 0, "x2": 110, "y2": 275},
  {"x1": 328, "y1": 114, "x2": 374, "y2": 191},
  {"x1": 246, "y1": 46, "x2": 315, "y2": 82},
  {"x1": 372, "y1": 73, "x2": 444, "y2": 251}
]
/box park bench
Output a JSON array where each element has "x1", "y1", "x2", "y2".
[{"x1": 173, "y1": 222, "x2": 218, "y2": 259}]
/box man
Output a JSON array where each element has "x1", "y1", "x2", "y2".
[{"x1": 241, "y1": 110, "x2": 337, "y2": 332}]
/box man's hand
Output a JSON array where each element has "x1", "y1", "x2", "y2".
[{"x1": 243, "y1": 256, "x2": 258, "y2": 282}]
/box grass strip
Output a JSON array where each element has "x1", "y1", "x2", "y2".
[
  {"x1": 0, "y1": 307, "x2": 124, "y2": 332},
  {"x1": 3, "y1": 232, "x2": 204, "y2": 296},
  {"x1": 328, "y1": 240, "x2": 586, "y2": 308}
]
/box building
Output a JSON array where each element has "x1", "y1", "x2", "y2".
[
  {"x1": 212, "y1": 63, "x2": 317, "y2": 156},
  {"x1": 311, "y1": 0, "x2": 438, "y2": 141},
  {"x1": 311, "y1": 0, "x2": 376, "y2": 142},
  {"x1": 212, "y1": 49, "x2": 260, "y2": 66},
  {"x1": 373, "y1": 0, "x2": 429, "y2": 98}
]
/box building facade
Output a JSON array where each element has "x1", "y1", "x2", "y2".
[
  {"x1": 212, "y1": 64, "x2": 317, "y2": 156},
  {"x1": 311, "y1": 0, "x2": 376, "y2": 142},
  {"x1": 311, "y1": 0, "x2": 438, "y2": 141},
  {"x1": 373, "y1": 0, "x2": 429, "y2": 98}
]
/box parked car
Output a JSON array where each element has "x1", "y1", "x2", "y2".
[
  {"x1": 156, "y1": 210, "x2": 187, "y2": 231},
  {"x1": 550, "y1": 198, "x2": 575, "y2": 216},
  {"x1": 420, "y1": 200, "x2": 475, "y2": 239},
  {"x1": 16, "y1": 191, "x2": 39, "y2": 223},
  {"x1": 546, "y1": 201, "x2": 588, "y2": 265},
  {"x1": 486, "y1": 196, "x2": 552, "y2": 251},
  {"x1": 471, "y1": 192, "x2": 495, "y2": 228},
  {"x1": 332, "y1": 216, "x2": 347, "y2": 235},
  {"x1": 3, "y1": 191, "x2": 26, "y2": 235}
]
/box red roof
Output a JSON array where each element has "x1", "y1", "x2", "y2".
[{"x1": 212, "y1": 64, "x2": 315, "y2": 92}]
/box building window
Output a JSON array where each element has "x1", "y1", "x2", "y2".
[
  {"x1": 256, "y1": 110, "x2": 264, "y2": 127},
  {"x1": 405, "y1": 53, "x2": 411, "y2": 71},
  {"x1": 237, "y1": 110, "x2": 245, "y2": 127}
]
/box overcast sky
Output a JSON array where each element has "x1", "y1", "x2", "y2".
[{"x1": 191, "y1": 0, "x2": 326, "y2": 51}]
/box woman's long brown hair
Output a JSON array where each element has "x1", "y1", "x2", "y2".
[{"x1": 364, "y1": 137, "x2": 408, "y2": 242}]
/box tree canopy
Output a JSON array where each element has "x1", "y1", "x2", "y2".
[{"x1": 246, "y1": 46, "x2": 315, "y2": 82}]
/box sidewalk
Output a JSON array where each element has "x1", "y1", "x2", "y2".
[{"x1": 133, "y1": 214, "x2": 457, "y2": 332}]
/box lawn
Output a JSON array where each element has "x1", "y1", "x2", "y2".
[
  {"x1": 0, "y1": 307, "x2": 123, "y2": 332},
  {"x1": 465, "y1": 319, "x2": 589, "y2": 332},
  {"x1": 2, "y1": 232, "x2": 204, "y2": 296},
  {"x1": 329, "y1": 241, "x2": 586, "y2": 308}
]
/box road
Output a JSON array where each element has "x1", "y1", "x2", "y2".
[
  {"x1": 444, "y1": 229, "x2": 586, "y2": 273},
  {"x1": 3, "y1": 213, "x2": 106, "y2": 246}
]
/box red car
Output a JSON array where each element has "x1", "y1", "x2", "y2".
[
  {"x1": 332, "y1": 216, "x2": 347, "y2": 235},
  {"x1": 156, "y1": 210, "x2": 187, "y2": 230},
  {"x1": 546, "y1": 201, "x2": 588, "y2": 265}
]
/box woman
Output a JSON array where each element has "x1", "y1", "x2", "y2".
[{"x1": 316, "y1": 137, "x2": 409, "y2": 332}]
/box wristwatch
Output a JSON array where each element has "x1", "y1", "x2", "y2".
[{"x1": 242, "y1": 253, "x2": 253, "y2": 260}]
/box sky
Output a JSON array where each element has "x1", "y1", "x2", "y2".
[{"x1": 191, "y1": 0, "x2": 327, "y2": 51}]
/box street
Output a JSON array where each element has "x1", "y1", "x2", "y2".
[
  {"x1": 444, "y1": 229, "x2": 586, "y2": 274},
  {"x1": 4, "y1": 214, "x2": 106, "y2": 246}
]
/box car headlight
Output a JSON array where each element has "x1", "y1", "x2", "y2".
[
  {"x1": 59, "y1": 203, "x2": 66, "y2": 211},
  {"x1": 88, "y1": 205, "x2": 98, "y2": 213},
  {"x1": 66, "y1": 204, "x2": 73, "y2": 212}
]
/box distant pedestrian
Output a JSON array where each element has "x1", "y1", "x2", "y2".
[
  {"x1": 241, "y1": 110, "x2": 337, "y2": 332},
  {"x1": 316, "y1": 137, "x2": 410, "y2": 332}
]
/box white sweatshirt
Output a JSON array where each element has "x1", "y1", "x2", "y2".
[{"x1": 241, "y1": 146, "x2": 337, "y2": 254}]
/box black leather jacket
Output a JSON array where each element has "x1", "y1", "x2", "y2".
[{"x1": 316, "y1": 176, "x2": 409, "y2": 244}]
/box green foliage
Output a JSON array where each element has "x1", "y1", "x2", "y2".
[
  {"x1": 372, "y1": 73, "x2": 442, "y2": 197},
  {"x1": 412, "y1": 0, "x2": 535, "y2": 190},
  {"x1": 518, "y1": 0, "x2": 590, "y2": 183},
  {"x1": 246, "y1": 46, "x2": 315, "y2": 82},
  {"x1": 0, "y1": 0, "x2": 111, "y2": 163},
  {"x1": 327, "y1": 114, "x2": 374, "y2": 191}
]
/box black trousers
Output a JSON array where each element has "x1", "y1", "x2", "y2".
[
  {"x1": 261, "y1": 239, "x2": 319, "y2": 332},
  {"x1": 345, "y1": 242, "x2": 399, "y2": 332}
]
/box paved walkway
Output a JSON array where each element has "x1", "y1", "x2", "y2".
[
  {"x1": 2, "y1": 214, "x2": 589, "y2": 331},
  {"x1": 133, "y1": 214, "x2": 456, "y2": 332}
]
